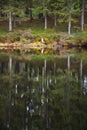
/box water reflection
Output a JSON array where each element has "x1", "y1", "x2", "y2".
[{"x1": 0, "y1": 55, "x2": 87, "y2": 130}]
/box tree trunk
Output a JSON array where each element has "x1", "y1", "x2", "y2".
[
  {"x1": 13, "y1": 16, "x2": 16, "y2": 27},
  {"x1": 81, "y1": 0, "x2": 85, "y2": 31},
  {"x1": 80, "y1": 59, "x2": 83, "y2": 86},
  {"x1": 68, "y1": 17, "x2": 71, "y2": 36},
  {"x1": 67, "y1": 55, "x2": 70, "y2": 70},
  {"x1": 45, "y1": 12, "x2": 47, "y2": 29},
  {"x1": 9, "y1": 11, "x2": 12, "y2": 31},
  {"x1": 30, "y1": 10, "x2": 33, "y2": 21},
  {"x1": 29, "y1": 0, "x2": 33, "y2": 21},
  {"x1": 18, "y1": 18, "x2": 22, "y2": 26},
  {"x1": 54, "y1": 14, "x2": 57, "y2": 26}
]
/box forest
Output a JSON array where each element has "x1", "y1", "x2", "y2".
[
  {"x1": 0, "y1": 0, "x2": 87, "y2": 54},
  {"x1": 0, "y1": 0, "x2": 87, "y2": 32}
]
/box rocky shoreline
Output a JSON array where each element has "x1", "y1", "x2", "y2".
[{"x1": 0, "y1": 31, "x2": 87, "y2": 53}]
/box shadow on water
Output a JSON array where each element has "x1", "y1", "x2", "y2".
[{"x1": 0, "y1": 54, "x2": 87, "y2": 130}]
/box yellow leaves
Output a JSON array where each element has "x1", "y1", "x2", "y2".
[
  {"x1": 31, "y1": 37, "x2": 51, "y2": 53},
  {"x1": 35, "y1": 37, "x2": 51, "y2": 44},
  {"x1": 44, "y1": 37, "x2": 51, "y2": 44},
  {"x1": 35, "y1": 41, "x2": 41, "y2": 44}
]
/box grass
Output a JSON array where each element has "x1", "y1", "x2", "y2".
[
  {"x1": 72, "y1": 31, "x2": 87, "y2": 38},
  {"x1": 0, "y1": 18, "x2": 67, "y2": 37},
  {"x1": 31, "y1": 54, "x2": 58, "y2": 60},
  {"x1": 0, "y1": 29, "x2": 9, "y2": 36},
  {"x1": 31, "y1": 28, "x2": 57, "y2": 39},
  {"x1": 0, "y1": 52, "x2": 9, "y2": 60}
]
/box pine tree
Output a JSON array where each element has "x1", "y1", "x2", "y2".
[
  {"x1": 2, "y1": 0, "x2": 25, "y2": 31},
  {"x1": 81, "y1": 0, "x2": 85, "y2": 31},
  {"x1": 57, "y1": 0, "x2": 80, "y2": 35}
]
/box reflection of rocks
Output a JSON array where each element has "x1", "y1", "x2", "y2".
[{"x1": 52, "y1": 41, "x2": 63, "y2": 54}]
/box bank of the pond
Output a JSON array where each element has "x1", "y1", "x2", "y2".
[
  {"x1": 0, "y1": 31, "x2": 87, "y2": 54},
  {"x1": 0, "y1": 50, "x2": 87, "y2": 63}
]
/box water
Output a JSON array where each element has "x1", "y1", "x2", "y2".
[{"x1": 0, "y1": 54, "x2": 87, "y2": 130}]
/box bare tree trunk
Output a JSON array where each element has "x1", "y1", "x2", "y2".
[
  {"x1": 67, "y1": 55, "x2": 70, "y2": 70},
  {"x1": 30, "y1": 10, "x2": 33, "y2": 21},
  {"x1": 9, "y1": 11, "x2": 12, "y2": 31},
  {"x1": 67, "y1": 0, "x2": 72, "y2": 36},
  {"x1": 45, "y1": 12, "x2": 47, "y2": 29},
  {"x1": 80, "y1": 59, "x2": 83, "y2": 85},
  {"x1": 13, "y1": 16, "x2": 16, "y2": 27},
  {"x1": 29, "y1": 0, "x2": 33, "y2": 21},
  {"x1": 68, "y1": 16, "x2": 71, "y2": 36},
  {"x1": 54, "y1": 14, "x2": 57, "y2": 26},
  {"x1": 7, "y1": 56, "x2": 12, "y2": 130},
  {"x1": 81, "y1": 0, "x2": 85, "y2": 31}
]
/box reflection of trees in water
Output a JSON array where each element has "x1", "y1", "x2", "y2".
[{"x1": 0, "y1": 57, "x2": 87, "y2": 130}]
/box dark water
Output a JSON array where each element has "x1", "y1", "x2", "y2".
[{"x1": 0, "y1": 54, "x2": 87, "y2": 130}]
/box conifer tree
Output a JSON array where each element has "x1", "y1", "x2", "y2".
[
  {"x1": 81, "y1": 0, "x2": 85, "y2": 31},
  {"x1": 2, "y1": 0, "x2": 25, "y2": 31}
]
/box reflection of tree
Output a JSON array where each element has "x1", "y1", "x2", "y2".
[
  {"x1": 0, "y1": 58, "x2": 87, "y2": 130},
  {"x1": 48, "y1": 69, "x2": 87, "y2": 130}
]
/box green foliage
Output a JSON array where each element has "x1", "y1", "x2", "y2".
[
  {"x1": 2, "y1": 1, "x2": 26, "y2": 18},
  {"x1": 57, "y1": 1, "x2": 80, "y2": 23}
]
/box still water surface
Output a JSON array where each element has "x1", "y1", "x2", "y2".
[{"x1": 0, "y1": 54, "x2": 87, "y2": 130}]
